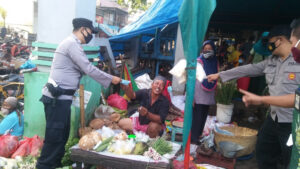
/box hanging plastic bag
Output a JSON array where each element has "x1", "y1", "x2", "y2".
[
  {"x1": 94, "y1": 104, "x2": 115, "y2": 119},
  {"x1": 0, "y1": 135, "x2": 19, "y2": 158},
  {"x1": 135, "y1": 73, "x2": 153, "y2": 89},
  {"x1": 107, "y1": 93, "x2": 128, "y2": 110},
  {"x1": 169, "y1": 59, "x2": 206, "y2": 84}
]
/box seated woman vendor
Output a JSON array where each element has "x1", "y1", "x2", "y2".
[
  {"x1": 0, "y1": 97, "x2": 24, "y2": 137},
  {"x1": 119, "y1": 76, "x2": 169, "y2": 138}
]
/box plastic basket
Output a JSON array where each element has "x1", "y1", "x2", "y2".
[{"x1": 214, "y1": 126, "x2": 258, "y2": 157}]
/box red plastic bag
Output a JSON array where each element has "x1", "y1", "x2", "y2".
[
  {"x1": 0, "y1": 134, "x2": 19, "y2": 158},
  {"x1": 162, "y1": 80, "x2": 172, "y2": 103},
  {"x1": 30, "y1": 135, "x2": 43, "y2": 156},
  {"x1": 107, "y1": 93, "x2": 128, "y2": 110},
  {"x1": 12, "y1": 135, "x2": 44, "y2": 158},
  {"x1": 11, "y1": 137, "x2": 32, "y2": 158}
]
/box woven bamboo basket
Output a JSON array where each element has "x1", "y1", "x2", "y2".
[{"x1": 214, "y1": 126, "x2": 258, "y2": 157}]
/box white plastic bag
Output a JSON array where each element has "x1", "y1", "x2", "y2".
[
  {"x1": 94, "y1": 104, "x2": 115, "y2": 119},
  {"x1": 170, "y1": 95, "x2": 186, "y2": 111},
  {"x1": 169, "y1": 59, "x2": 206, "y2": 84},
  {"x1": 134, "y1": 131, "x2": 150, "y2": 142},
  {"x1": 101, "y1": 126, "x2": 115, "y2": 140},
  {"x1": 108, "y1": 140, "x2": 135, "y2": 155},
  {"x1": 135, "y1": 73, "x2": 153, "y2": 89},
  {"x1": 169, "y1": 59, "x2": 187, "y2": 84}
]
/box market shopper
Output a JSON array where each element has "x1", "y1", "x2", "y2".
[
  {"x1": 207, "y1": 25, "x2": 297, "y2": 169},
  {"x1": 36, "y1": 18, "x2": 121, "y2": 169},
  {"x1": 118, "y1": 75, "x2": 169, "y2": 138},
  {"x1": 191, "y1": 40, "x2": 218, "y2": 144},
  {"x1": 0, "y1": 97, "x2": 23, "y2": 137}
]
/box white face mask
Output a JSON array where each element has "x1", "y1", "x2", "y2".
[
  {"x1": 1, "y1": 107, "x2": 10, "y2": 115},
  {"x1": 203, "y1": 50, "x2": 214, "y2": 59}
]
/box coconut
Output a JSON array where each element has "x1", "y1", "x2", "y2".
[
  {"x1": 103, "y1": 119, "x2": 113, "y2": 127},
  {"x1": 78, "y1": 131, "x2": 102, "y2": 150},
  {"x1": 78, "y1": 134, "x2": 96, "y2": 150},
  {"x1": 109, "y1": 122, "x2": 120, "y2": 130},
  {"x1": 89, "y1": 118, "x2": 105, "y2": 129},
  {"x1": 89, "y1": 131, "x2": 102, "y2": 143},
  {"x1": 79, "y1": 127, "x2": 92, "y2": 138},
  {"x1": 109, "y1": 113, "x2": 121, "y2": 122}
]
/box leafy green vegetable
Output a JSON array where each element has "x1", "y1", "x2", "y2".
[
  {"x1": 61, "y1": 137, "x2": 79, "y2": 167},
  {"x1": 150, "y1": 137, "x2": 172, "y2": 155},
  {"x1": 17, "y1": 155, "x2": 37, "y2": 169},
  {"x1": 215, "y1": 80, "x2": 237, "y2": 105}
]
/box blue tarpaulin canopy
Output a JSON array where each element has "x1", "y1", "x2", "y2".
[{"x1": 109, "y1": 0, "x2": 183, "y2": 42}]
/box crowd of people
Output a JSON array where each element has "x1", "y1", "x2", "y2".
[{"x1": 1, "y1": 15, "x2": 300, "y2": 169}]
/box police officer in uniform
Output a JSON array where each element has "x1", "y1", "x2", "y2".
[
  {"x1": 36, "y1": 18, "x2": 121, "y2": 169},
  {"x1": 207, "y1": 25, "x2": 298, "y2": 169},
  {"x1": 235, "y1": 19, "x2": 300, "y2": 169}
]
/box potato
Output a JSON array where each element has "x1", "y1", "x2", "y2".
[{"x1": 89, "y1": 118, "x2": 105, "y2": 129}]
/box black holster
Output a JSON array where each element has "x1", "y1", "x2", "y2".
[{"x1": 45, "y1": 83, "x2": 76, "y2": 98}]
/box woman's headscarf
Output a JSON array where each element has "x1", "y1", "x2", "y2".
[
  {"x1": 198, "y1": 40, "x2": 218, "y2": 91},
  {"x1": 253, "y1": 32, "x2": 272, "y2": 56}
]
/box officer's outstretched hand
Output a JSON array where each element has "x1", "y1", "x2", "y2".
[
  {"x1": 207, "y1": 73, "x2": 220, "y2": 83},
  {"x1": 111, "y1": 76, "x2": 122, "y2": 85},
  {"x1": 239, "y1": 89, "x2": 263, "y2": 107}
]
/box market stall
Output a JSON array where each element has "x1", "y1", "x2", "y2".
[{"x1": 70, "y1": 127, "x2": 181, "y2": 169}]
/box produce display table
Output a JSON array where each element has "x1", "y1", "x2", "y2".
[{"x1": 70, "y1": 143, "x2": 181, "y2": 169}]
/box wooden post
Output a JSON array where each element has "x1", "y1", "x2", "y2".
[{"x1": 80, "y1": 84, "x2": 85, "y2": 128}]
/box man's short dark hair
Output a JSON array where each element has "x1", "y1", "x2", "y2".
[{"x1": 291, "y1": 18, "x2": 300, "y2": 39}]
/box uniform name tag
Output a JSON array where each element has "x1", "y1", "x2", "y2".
[{"x1": 295, "y1": 87, "x2": 300, "y2": 111}]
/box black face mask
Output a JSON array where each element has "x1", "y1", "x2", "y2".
[
  {"x1": 267, "y1": 38, "x2": 282, "y2": 53},
  {"x1": 81, "y1": 28, "x2": 93, "y2": 44}
]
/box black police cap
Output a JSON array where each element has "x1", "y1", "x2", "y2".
[
  {"x1": 265, "y1": 25, "x2": 291, "y2": 40},
  {"x1": 72, "y1": 18, "x2": 99, "y2": 34}
]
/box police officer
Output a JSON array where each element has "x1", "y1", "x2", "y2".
[
  {"x1": 36, "y1": 18, "x2": 121, "y2": 169},
  {"x1": 207, "y1": 25, "x2": 298, "y2": 169},
  {"x1": 238, "y1": 19, "x2": 300, "y2": 169}
]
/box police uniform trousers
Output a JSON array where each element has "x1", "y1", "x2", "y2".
[
  {"x1": 36, "y1": 96, "x2": 72, "y2": 169},
  {"x1": 256, "y1": 114, "x2": 292, "y2": 169}
]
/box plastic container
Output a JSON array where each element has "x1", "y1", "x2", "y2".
[
  {"x1": 237, "y1": 77, "x2": 250, "y2": 91},
  {"x1": 216, "y1": 103, "x2": 234, "y2": 123}
]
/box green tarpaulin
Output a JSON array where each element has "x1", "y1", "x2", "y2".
[{"x1": 178, "y1": 0, "x2": 216, "y2": 151}]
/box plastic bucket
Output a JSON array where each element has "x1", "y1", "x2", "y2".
[
  {"x1": 237, "y1": 77, "x2": 250, "y2": 91},
  {"x1": 216, "y1": 103, "x2": 234, "y2": 123}
]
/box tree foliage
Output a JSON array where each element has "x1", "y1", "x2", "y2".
[
  {"x1": 117, "y1": 0, "x2": 151, "y2": 14},
  {"x1": 0, "y1": 7, "x2": 7, "y2": 26}
]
